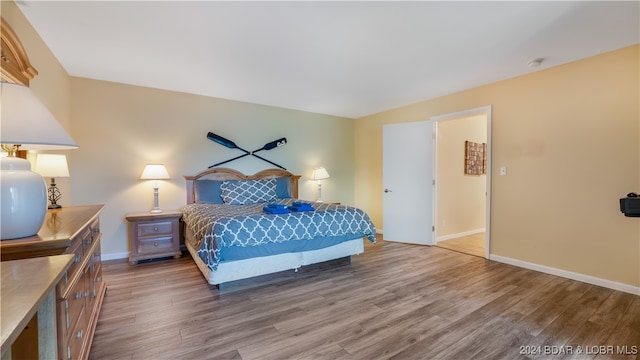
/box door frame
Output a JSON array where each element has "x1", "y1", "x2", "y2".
[{"x1": 431, "y1": 106, "x2": 492, "y2": 259}]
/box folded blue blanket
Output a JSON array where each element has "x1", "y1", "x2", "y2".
[
  {"x1": 263, "y1": 204, "x2": 290, "y2": 214},
  {"x1": 288, "y1": 201, "x2": 315, "y2": 212}
]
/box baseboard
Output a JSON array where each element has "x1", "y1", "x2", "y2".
[
  {"x1": 490, "y1": 254, "x2": 640, "y2": 296},
  {"x1": 436, "y1": 228, "x2": 485, "y2": 242},
  {"x1": 102, "y1": 251, "x2": 129, "y2": 261}
]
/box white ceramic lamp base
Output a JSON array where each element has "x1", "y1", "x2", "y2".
[{"x1": 1, "y1": 157, "x2": 47, "y2": 239}]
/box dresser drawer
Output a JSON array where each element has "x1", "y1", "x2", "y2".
[
  {"x1": 65, "y1": 306, "x2": 87, "y2": 360},
  {"x1": 138, "y1": 221, "x2": 173, "y2": 237},
  {"x1": 82, "y1": 218, "x2": 100, "y2": 252},
  {"x1": 59, "y1": 240, "x2": 84, "y2": 292},
  {"x1": 90, "y1": 239, "x2": 103, "y2": 299},
  {"x1": 58, "y1": 273, "x2": 87, "y2": 342}
]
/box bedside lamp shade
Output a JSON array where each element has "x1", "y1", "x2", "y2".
[
  {"x1": 1, "y1": 82, "x2": 79, "y2": 239},
  {"x1": 35, "y1": 154, "x2": 70, "y2": 178},
  {"x1": 311, "y1": 167, "x2": 330, "y2": 202},
  {"x1": 311, "y1": 167, "x2": 330, "y2": 181},
  {"x1": 140, "y1": 164, "x2": 170, "y2": 213},
  {"x1": 140, "y1": 164, "x2": 170, "y2": 180}
]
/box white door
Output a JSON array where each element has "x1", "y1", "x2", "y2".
[{"x1": 382, "y1": 121, "x2": 434, "y2": 245}]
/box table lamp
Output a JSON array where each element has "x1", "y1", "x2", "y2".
[
  {"x1": 35, "y1": 154, "x2": 70, "y2": 209},
  {"x1": 311, "y1": 167, "x2": 330, "y2": 202},
  {"x1": 1, "y1": 81, "x2": 78, "y2": 239},
  {"x1": 140, "y1": 164, "x2": 170, "y2": 213}
]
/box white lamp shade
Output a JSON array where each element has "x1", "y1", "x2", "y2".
[
  {"x1": 311, "y1": 167, "x2": 330, "y2": 180},
  {"x1": 140, "y1": 164, "x2": 170, "y2": 180},
  {"x1": 1, "y1": 82, "x2": 78, "y2": 150},
  {"x1": 35, "y1": 154, "x2": 70, "y2": 178},
  {"x1": 1, "y1": 82, "x2": 78, "y2": 240}
]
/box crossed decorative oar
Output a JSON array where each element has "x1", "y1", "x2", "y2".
[{"x1": 207, "y1": 132, "x2": 288, "y2": 170}]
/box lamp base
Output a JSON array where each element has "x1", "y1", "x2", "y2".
[
  {"x1": 47, "y1": 179, "x2": 64, "y2": 209},
  {"x1": 1, "y1": 157, "x2": 47, "y2": 239},
  {"x1": 316, "y1": 183, "x2": 324, "y2": 203},
  {"x1": 150, "y1": 187, "x2": 162, "y2": 214}
]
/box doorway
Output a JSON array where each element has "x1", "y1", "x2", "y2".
[
  {"x1": 381, "y1": 106, "x2": 491, "y2": 258},
  {"x1": 433, "y1": 107, "x2": 491, "y2": 258}
]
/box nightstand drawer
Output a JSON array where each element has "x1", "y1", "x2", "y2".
[
  {"x1": 137, "y1": 221, "x2": 173, "y2": 237},
  {"x1": 138, "y1": 236, "x2": 174, "y2": 254}
]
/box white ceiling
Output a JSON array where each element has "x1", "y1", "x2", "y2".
[{"x1": 16, "y1": 1, "x2": 640, "y2": 119}]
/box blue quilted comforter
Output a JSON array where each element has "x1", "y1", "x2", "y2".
[{"x1": 181, "y1": 199, "x2": 377, "y2": 271}]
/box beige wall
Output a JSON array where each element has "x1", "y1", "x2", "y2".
[
  {"x1": 3, "y1": 2, "x2": 356, "y2": 258},
  {"x1": 69, "y1": 78, "x2": 356, "y2": 257},
  {"x1": 355, "y1": 45, "x2": 640, "y2": 288},
  {"x1": 436, "y1": 115, "x2": 487, "y2": 238}
]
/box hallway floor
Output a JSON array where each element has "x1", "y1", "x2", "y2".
[{"x1": 437, "y1": 232, "x2": 485, "y2": 257}]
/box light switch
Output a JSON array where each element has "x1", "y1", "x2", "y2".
[{"x1": 500, "y1": 166, "x2": 507, "y2": 176}]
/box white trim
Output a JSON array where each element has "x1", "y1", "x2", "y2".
[
  {"x1": 102, "y1": 252, "x2": 129, "y2": 261},
  {"x1": 490, "y1": 254, "x2": 640, "y2": 296},
  {"x1": 436, "y1": 228, "x2": 485, "y2": 242}
]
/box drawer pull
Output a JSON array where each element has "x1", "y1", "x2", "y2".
[
  {"x1": 86, "y1": 238, "x2": 93, "y2": 245},
  {"x1": 84, "y1": 291, "x2": 90, "y2": 298},
  {"x1": 65, "y1": 301, "x2": 70, "y2": 328},
  {"x1": 97, "y1": 277, "x2": 102, "y2": 282},
  {"x1": 153, "y1": 227, "x2": 159, "y2": 232},
  {"x1": 74, "y1": 255, "x2": 81, "y2": 263},
  {"x1": 154, "y1": 242, "x2": 159, "y2": 247},
  {"x1": 75, "y1": 292, "x2": 82, "y2": 299},
  {"x1": 76, "y1": 330, "x2": 83, "y2": 339}
]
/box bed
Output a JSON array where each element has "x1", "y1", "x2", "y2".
[{"x1": 181, "y1": 167, "x2": 377, "y2": 287}]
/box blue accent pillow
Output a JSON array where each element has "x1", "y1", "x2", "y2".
[
  {"x1": 194, "y1": 180, "x2": 223, "y2": 204},
  {"x1": 275, "y1": 176, "x2": 292, "y2": 198},
  {"x1": 221, "y1": 178, "x2": 277, "y2": 205}
]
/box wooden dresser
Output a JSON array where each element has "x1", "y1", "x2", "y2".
[
  {"x1": 1, "y1": 255, "x2": 74, "y2": 359},
  {"x1": 0, "y1": 205, "x2": 106, "y2": 360}
]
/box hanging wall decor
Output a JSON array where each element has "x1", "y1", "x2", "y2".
[
  {"x1": 207, "y1": 132, "x2": 288, "y2": 170},
  {"x1": 464, "y1": 140, "x2": 486, "y2": 175}
]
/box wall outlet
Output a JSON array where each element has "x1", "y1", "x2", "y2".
[{"x1": 500, "y1": 166, "x2": 507, "y2": 176}]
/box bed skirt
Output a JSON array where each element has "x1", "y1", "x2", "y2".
[{"x1": 184, "y1": 227, "x2": 364, "y2": 286}]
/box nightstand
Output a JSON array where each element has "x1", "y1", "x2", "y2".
[{"x1": 125, "y1": 210, "x2": 182, "y2": 265}]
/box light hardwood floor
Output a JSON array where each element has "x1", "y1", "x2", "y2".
[
  {"x1": 437, "y1": 232, "x2": 485, "y2": 257},
  {"x1": 90, "y1": 237, "x2": 639, "y2": 360}
]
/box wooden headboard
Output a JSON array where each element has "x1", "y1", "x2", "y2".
[
  {"x1": 1, "y1": 17, "x2": 38, "y2": 86},
  {"x1": 184, "y1": 167, "x2": 301, "y2": 204}
]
